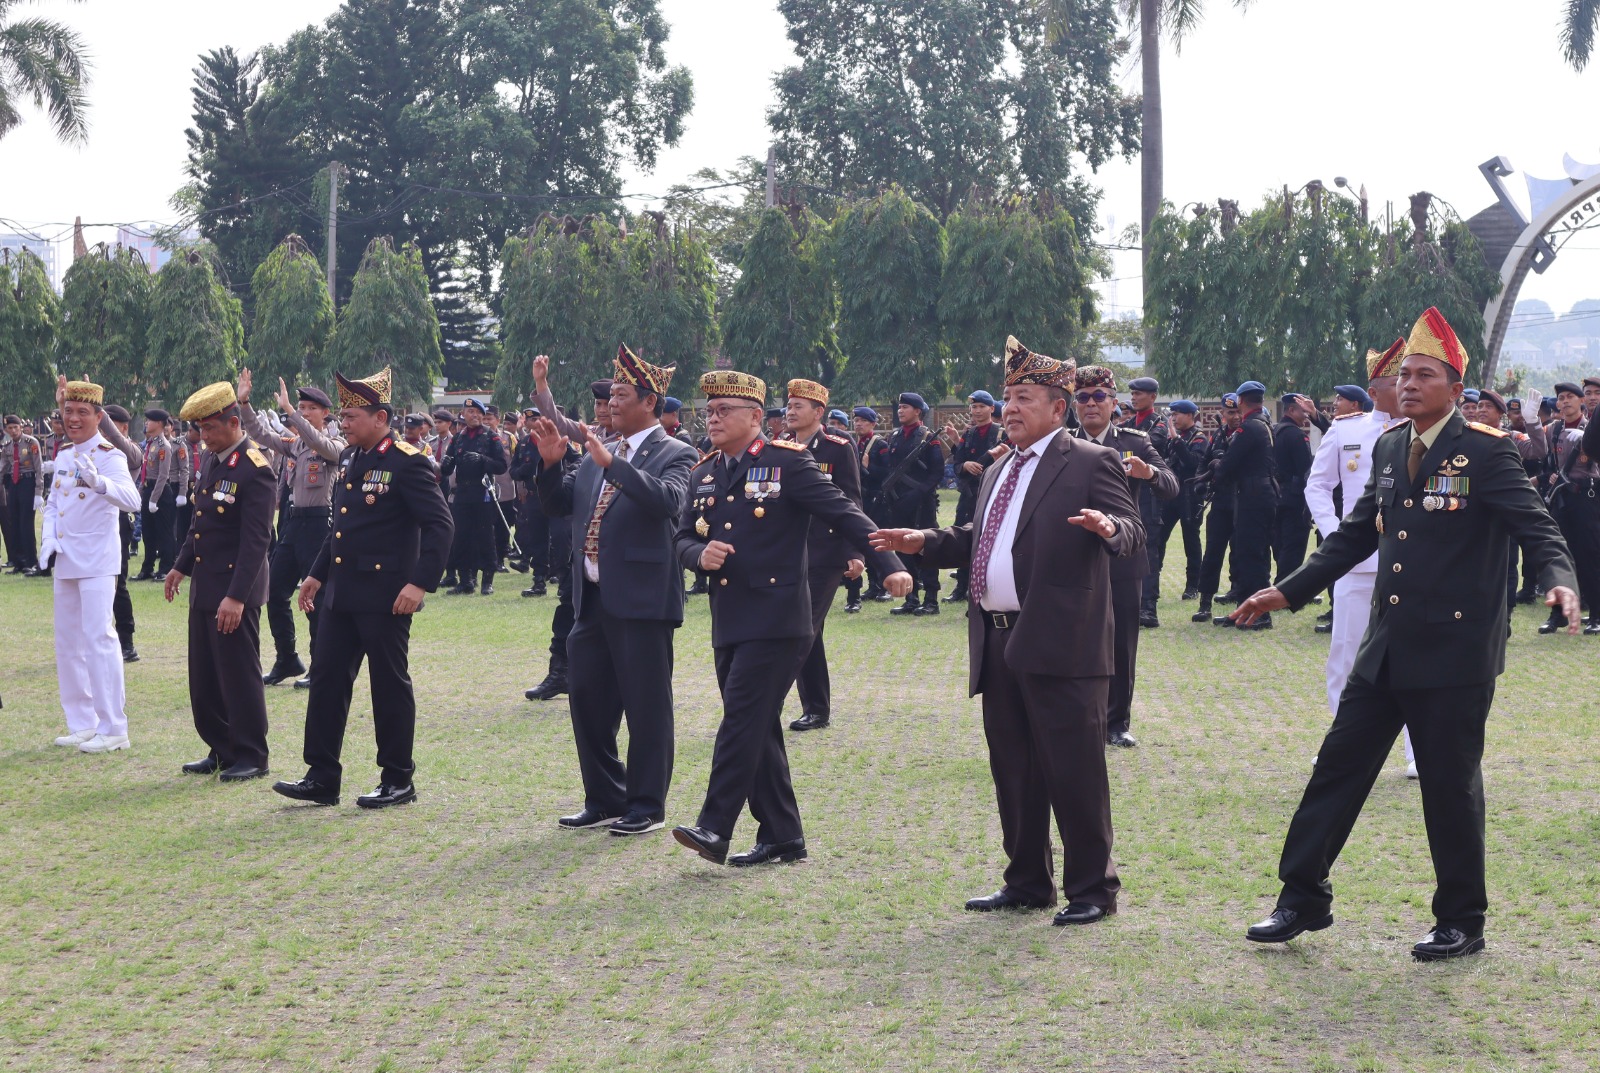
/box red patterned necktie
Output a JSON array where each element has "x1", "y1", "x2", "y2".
[
  {"x1": 583, "y1": 440, "x2": 630, "y2": 568},
  {"x1": 969, "y1": 448, "x2": 1034, "y2": 603}
]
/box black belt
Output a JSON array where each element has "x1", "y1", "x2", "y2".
[
  {"x1": 286, "y1": 506, "x2": 331, "y2": 518},
  {"x1": 984, "y1": 611, "x2": 1015, "y2": 630}
]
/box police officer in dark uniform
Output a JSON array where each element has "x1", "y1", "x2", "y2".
[
  {"x1": 133, "y1": 409, "x2": 177, "y2": 580},
  {"x1": 237, "y1": 369, "x2": 346, "y2": 688},
  {"x1": 1072, "y1": 366, "x2": 1178, "y2": 747},
  {"x1": 777, "y1": 378, "x2": 865, "y2": 732},
  {"x1": 661, "y1": 397, "x2": 694, "y2": 446},
  {"x1": 1271, "y1": 392, "x2": 1330, "y2": 585},
  {"x1": 1215, "y1": 381, "x2": 1277, "y2": 630},
  {"x1": 1120, "y1": 376, "x2": 1170, "y2": 621},
  {"x1": 942, "y1": 389, "x2": 1005, "y2": 603},
  {"x1": 879, "y1": 392, "x2": 945, "y2": 615},
  {"x1": 274, "y1": 366, "x2": 454, "y2": 809},
  {"x1": 511, "y1": 407, "x2": 553, "y2": 596},
  {"x1": 843, "y1": 406, "x2": 890, "y2": 612},
  {"x1": 165, "y1": 382, "x2": 277, "y2": 781},
  {"x1": 1159, "y1": 399, "x2": 1208, "y2": 600},
  {"x1": 1192, "y1": 393, "x2": 1241, "y2": 623},
  {"x1": 441, "y1": 397, "x2": 508, "y2": 595},
  {"x1": 671, "y1": 371, "x2": 910, "y2": 866}
]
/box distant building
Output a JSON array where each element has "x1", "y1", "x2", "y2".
[
  {"x1": 1499, "y1": 338, "x2": 1546, "y2": 369},
  {"x1": 1549, "y1": 337, "x2": 1594, "y2": 361},
  {"x1": 115, "y1": 227, "x2": 199, "y2": 273},
  {"x1": 0, "y1": 233, "x2": 60, "y2": 291}
]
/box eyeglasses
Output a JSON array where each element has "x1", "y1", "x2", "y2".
[
  {"x1": 705, "y1": 403, "x2": 760, "y2": 420},
  {"x1": 1074, "y1": 391, "x2": 1111, "y2": 404}
]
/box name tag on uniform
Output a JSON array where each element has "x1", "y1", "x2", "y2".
[
  {"x1": 1379, "y1": 478, "x2": 1394, "y2": 488},
  {"x1": 1342, "y1": 444, "x2": 1360, "y2": 451}
]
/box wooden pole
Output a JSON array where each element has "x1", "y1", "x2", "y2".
[{"x1": 326, "y1": 161, "x2": 340, "y2": 307}]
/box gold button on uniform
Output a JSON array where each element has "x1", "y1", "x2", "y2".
[
  {"x1": 374, "y1": 563, "x2": 381, "y2": 570},
  {"x1": 335, "y1": 532, "x2": 342, "y2": 538},
  {"x1": 719, "y1": 578, "x2": 728, "y2": 586},
  {"x1": 1393, "y1": 563, "x2": 1402, "y2": 572},
  {"x1": 1404, "y1": 499, "x2": 1413, "y2": 508},
  {"x1": 726, "y1": 495, "x2": 734, "y2": 502},
  {"x1": 346, "y1": 483, "x2": 353, "y2": 489},
  {"x1": 340, "y1": 507, "x2": 348, "y2": 514},
  {"x1": 1389, "y1": 595, "x2": 1399, "y2": 604},
  {"x1": 335, "y1": 557, "x2": 343, "y2": 564},
  {"x1": 769, "y1": 577, "x2": 776, "y2": 584}
]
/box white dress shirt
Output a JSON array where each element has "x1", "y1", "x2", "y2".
[
  {"x1": 583, "y1": 426, "x2": 652, "y2": 583},
  {"x1": 976, "y1": 431, "x2": 1054, "y2": 613},
  {"x1": 41, "y1": 432, "x2": 142, "y2": 579}
]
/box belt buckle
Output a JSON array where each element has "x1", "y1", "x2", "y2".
[{"x1": 990, "y1": 612, "x2": 1011, "y2": 629}]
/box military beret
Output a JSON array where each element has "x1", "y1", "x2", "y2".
[
  {"x1": 1222, "y1": 392, "x2": 1240, "y2": 406},
  {"x1": 1235, "y1": 381, "x2": 1266, "y2": 397},
  {"x1": 403, "y1": 413, "x2": 429, "y2": 428},
  {"x1": 898, "y1": 392, "x2": 927, "y2": 412},
  {"x1": 1168, "y1": 399, "x2": 1199, "y2": 415},
  {"x1": 662, "y1": 396, "x2": 683, "y2": 414},
  {"x1": 462, "y1": 398, "x2": 487, "y2": 413},
  {"x1": 828, "y1": 409, "x2": 848, "y2": 424},
  {"x1": 1507, "y1": 397, "x2": 1523, "y2": 407},
  {"x1": 1585, "y1": 376, "x2": 1600, "y2": 391},
  {"x1": 1333, "y1": 385, "x2": 1373, "y2": 410},
  {"x1": 1128, "y1": 376, "x2": 1159, "y2": 393},
  {"x1": 1477, "y1": 389, "x2": 1509, "y2": 415},
  {"x1": 853, "y1": 406, "x2": 878, "y2": 422},
  {"x1": 485, "y1": 404, "x2": 501, "y2": 417},
  {"x1": 297, "y1": 386, "x2": 333, "y2": 408},
  {"x1": 1461, "y1": 388, "x2": 1481, "y2": 403},
  {"x1": 1553, "y1": 382, "x2": 1582, "y2": 397},
  {"x1": 104, "y1": 404, "x2": 131, "y2": 423},
  {"x1": 590, "y1": 379, "x2": 614, "y2": 400},
  {"x1": 3, "y1": 414, "x2": 19, "y2": 425},
  {"x1": 144, "y1": 407, "x2": 171, "y2": 422},
  {"x1": 431, "y1": 409, "x2": 453, "y2": 421},
  {"x1": 765, "y1": 406, "x2": 785, "y2": 419},
  {"x1": 968, "y1": 389, "x2": 996, "y2": 406}
]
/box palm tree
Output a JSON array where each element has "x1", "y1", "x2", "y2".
[
  {"x1": 1563, "y1": 0, "x2": 1600, "y2": 69},
  {"x1": 0, "y1": 0, "x2": 90, "y2": 144}
]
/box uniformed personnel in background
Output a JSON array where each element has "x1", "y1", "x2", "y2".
[
  {"x1": 441, "y1": 397, "x2": 509, "y2": 595},
  {"x1": 842, "y1": 406, "x2": 890, "y2": 612},
  {"x1": 1158, "y1": 399, "x2": 1208, "y2": 600},
  {"x1": 1191, "y1": 393, "x2": 1241, "y2": 623},
  {"x1": 2, "y1": 413, "x2": 44, "y2": 574},
  {"x1": 133, "y1": 409, "x2": 178, "y2": 581},
  {"x1": 879, "y1": 392, "x2": 945, "y2": 615},
  {"x1": 1214, "y1": 381, "x2": 1276, "y2": 631},
  {"x1": 942, "y1": 389, "x2": 1005, "y2": 603}
]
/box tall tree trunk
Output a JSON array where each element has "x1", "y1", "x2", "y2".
[{"x1": 1140, "y1": 0, "x2": 1162, "y2": 354}]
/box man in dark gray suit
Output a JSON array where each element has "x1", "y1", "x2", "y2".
[{"x1": 532, "y1": 345, "x2": 699, "y2": 837}]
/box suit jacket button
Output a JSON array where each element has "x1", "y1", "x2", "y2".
[
  {"x1": 1389, "y1": 594, "x2": 1399, "y2": 604},
  {"x1": 1404, "y1": 498, "x2": 1413, "y2": 508},
  {"x1": 335, "y1": 557, "x2": 343, "y2": 564},
  {"x1": 1392, "y1": 563, "x2": 1402, "y2": 572},
  {"x1": 719, "y1": 578, "x2": 728, "y2": 586}
]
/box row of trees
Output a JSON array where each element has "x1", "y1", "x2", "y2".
[
  {"x1": 1143, "y1": 188, "x2": 1502, "y2": 397},
  {"x1": 0, "y1": 235, "x2": 443, "y2": 416}
]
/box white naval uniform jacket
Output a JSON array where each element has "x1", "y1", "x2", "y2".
[
  {"x1": 41, "y1": 432, "x2": 142, "y2": 579},
  {"x1": 1304, "y1": 409, "x2": 1405, "y2": 576}
]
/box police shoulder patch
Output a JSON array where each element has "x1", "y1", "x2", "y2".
[
  {"x1": 246, "y1": 447, "x2": 271, "y2": 468},
  {"x1": 768, "y1": 439, "x2": 805, "y2": 451},
  {"x1": 392, "y1": 439, "x2": 421, "y2": 456},
  {"x1": 693, "y1": 451, "x2": 716, "y2": 469},
  {"x1": 1467, "y1": 421, "x2": 1507, "y2": 439}
]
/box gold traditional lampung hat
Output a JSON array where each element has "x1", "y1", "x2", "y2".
[
  {"x1": 1366, "y1": 338, "x2": 1406, "y2": 381},
  {"x1": 179, "y1": 382, "x2": 239, "y2": 421},
  {"x1": 786, "y1": 378, "x2": 828, "y2": 405},
  {"x1": 336, "y1": 366, "x2": 393, "y2": 408},
  {"x1": 62, "y1": 380, "x2": 104, "y2": 406},
  {"x1": 614, "y1": 344, "x2": 675, "y2": 397},
  {"x1": 1405, "y1": 307, "x2": 1469, "y2": 377},
  {"x1": 700, "y1": 370, "x2": 767, "y2": 404},
  {"x1": 1003, "y1": 335, "x2": 1076, "y2": 389}
]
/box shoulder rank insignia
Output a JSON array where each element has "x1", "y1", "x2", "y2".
[
  {"x1": 768, "y1": 439, "x2": 805, "y2": 451},
  {"x1": 97, "y1": 442, "x2": 114, "y2": 451},
  {"x1": 1467, "y1": 421, "x2": 1507, "y2": 438},
  {"x1": 693, "y1": 451, "x2": 716, "y2": 470},
  {"x1": 823, "y1": 430, "x2": 852, "y2": 446},
  {"x1": 377, "y1": 437, "x2": 393, "y2": 454},
  {"x1": 1121, "y1": 427, "x2": 1149, "y2": 438},
  {"x1": 392, "y1": 439, "x2": 420, "y2": 456},
  {"x1": 1333, "y1": 411, "x2": 1361, "y2": 421},
  {"x1": 246, "y1": 447, "x2": 270, "y2": 468}
]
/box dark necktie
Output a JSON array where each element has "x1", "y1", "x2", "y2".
[
  {"x1": 969, "y1": 449, "x2": 1034, "y2": 603},
  {"x1": 1407, "y1": 436, "x2": 1428, "y2": 484}
]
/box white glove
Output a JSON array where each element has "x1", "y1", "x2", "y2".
[
  {"x1": 73, "y1": 452, "x2": 106, "y2": 493},
  {"x1": 176, "y1": 495, "x2": 188, "y2": 507},
  {"x1": 39, "y1": 535, "x2": 60, "y2": 563},
  {"x1": 148, "y1": 501, "x2": 159, "y2": 513},
  {"x1": 41, "y1": 460, "x2": 54, "y2": 476},
  {"x1": 32, "y1": 495, "x2": 44, "y2": 510}
]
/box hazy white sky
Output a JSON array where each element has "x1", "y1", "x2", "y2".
[{"x1": 3, "y1": 0, "x2": 1598, "y2": 325}]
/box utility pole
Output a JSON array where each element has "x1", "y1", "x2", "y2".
[
  {"x1": 765, "y1": 145, "x2": 777, "y2": 208},
  {"x1": 326, "y1": 161, "x2": 340, "y2": 307}
]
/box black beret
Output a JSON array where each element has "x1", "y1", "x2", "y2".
[
  {"x1": 104, "y1": 404, "x2": 131, "y2": 423},
  {"x1": 590, "y1": 380, "x2": 614, "y2": 400},
  {"x1": 1128, "y1": 376, "x2": 1159, "y2": 393},
  {"x1": 297, "y1": 386, "x2": 333, "y2": 408},
  {"x1": 1553, "y1": 382, "x2": 1582, "y2": 397},
  {"x1": 144, "y1": 408, "x2": 170, "y2": 422}
]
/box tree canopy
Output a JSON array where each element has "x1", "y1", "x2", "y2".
[
  {"x1": 145, "y1": 245, "x2": 247, "y2": 402},
  {"x1": 248, "y1": 235, "x2": 336, "y2": 394},
  {"x1": 326, "y1": 236, "x2": 443, "y2": 410},
  {"x1": 0, "y1": 248, "x2": 59, "y2": 415},
  {"x1": 57, "y1": 245, "x2": 153, "y2": 406},
  {"x1": 719, "y1": 207, "x2": 838, "y2": 387}
]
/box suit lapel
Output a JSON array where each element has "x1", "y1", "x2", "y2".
[
  {"x1": 1016, "y1": 429, "x2": 1069, "y2": 536},
  {"x1": 1409, "y1": 410, "x2": 1466, "y2": 493}
]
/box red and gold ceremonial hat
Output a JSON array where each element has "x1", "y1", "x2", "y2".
[
  {"x1": 1075, "y1": 365, "x2": 1117, "y2": 392},
  {"x1": 336, "y1": 366, "x2": 392, "y2": 409},
  {"x1": 62, "y1": 380, "x2": 104, "y2": 406},
  {"x1": 1404, "y1": 308, "x2": 1469, "y2": 378},
  {"x1": 1003, "y1": 335, "x2": 1076, "y2": 389},
  {"x1": 1367, "y1": 338, "x2": 1406, "y2": 381},
  {"x1": 700, "y1": 370, "x2": 767, "y2": 404},
  {"x1": 786, "y1": 378, "x2": 828, "y2": 405},
  {"x1": 614, "y1": 344, "x2": 674, "y2": 397}
]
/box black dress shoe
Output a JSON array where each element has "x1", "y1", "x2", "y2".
[
  {"x1": 1212, "y1": 615, "x2": 1236, "y2": 627},
  {"x1": 525, "y1": 674, "x2": 568, "y2": 701},
  {"x1": 220, "y1": 764, "x2": 270, "y2": 782},
  {"x1": 1515, "y1": 588, "x2": 1536, "y2": 604},
  {"x1": 915, "y1": 600, "x2": 940, "y2": 616},
  {"x1": 445, "y1": 583, "x2": 474, "y2": 595},
  {"x1": 1181, "y1": 589, "x2": 1199, "y2": 600},
  {"x1": 844, "y1": 599, "x2": 862, "y2": 613},
  {"x1": 1538, "y1": 620, "x2": 1562, "y2": 634},
  {"x1": 131, "y1": 571, "x2": 155, "y2": 582},
  {"x1": 789, "y1": 712, "x2": 831, "y2": 732},
  {"x1": 964, "y1": 889, "x2": 1052, "y2": 912},
  {"x1": 521, "y1": 581, "x2": 546, "y2": 597},
  {"x1": 1217, "y1": 590, "x2": 1239, "y2": 604},
  {"x1": 608, "y1": 812, "x2": 665, "y2": 836},
  {"x1": 1138, "y1": 611, "x2": 1159, "y2": 628},
  {"x1": 1237, "y1": 616, "x2": 1273, "y2": 631},
  {"x1": 867, "y1": 588, "x2": 892, "y2": 602},
  {"x1": 558, "y1": 806, "x2": 619, "y2": 829},
  {"x1": 356, "y1": 783, "x2": 416, "y2": 809},
  {"x1": 1411, "y1": 927, "x2": 1485, "y2": 961},
  {"x1": 1107, "y1": 729, "x2": 1138, "y2": 748},
  {"x1": 1316, "y1": 610, "x2": 1333, "y2": 624},
  {"x1": 293, "y1": 675, "x2": 312, "y2": 689},
  {"x1": 672, "y1": 824, "x2": 729, "y2": 864},
  {"x1": 479, "y1": 581, "x2": 494, "y2": 595},
  {"x1": 890, "y1": 598, "x2": 921, "y2": 616},
  {"x1": 1052, "y1": 902, "x2": 1111, "y2": 926},
  {"x1": 272, "y1": 778, "x2": 339, "y2": 806},
  {"x1": 181, "y1": 756, "x2": 221, "y2": 775},
  {"x1": 942, "y1": 587, "x2": 968, "y2": 603},
  {"x1": 1191, "y1": 601, "x2": 1213, "y2": 623},
  {"x1": 262, "y1": 654, "x2": 307, "y2": 686},
  {"x1": 496, "y1": 562, "x2": 510, "y2": 574},
  {"x1": 729, "y1": 837, "x2": 808, "y2": 866},
  {"x1": 688, "y1": 579, "x2": 710, "y2": 595},
  {"x1": 509, "y1": 558, "x2": 530, "y2": 574},
  {"x1": 122, "y1": 644, "x2": 140, "y2": 663},
  {"x1": 1245, "y1": 907, "x2": 1332, "y2": 943}
]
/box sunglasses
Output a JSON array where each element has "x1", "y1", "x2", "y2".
[{"x1": 1074, "y1": 391, "x2": 1111, "y2": 404}]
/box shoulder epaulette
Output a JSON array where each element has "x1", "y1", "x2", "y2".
[
  {"x1": 1121, "y1": 427, "x2": 1149, "y2": 438},
  {"x1": 1333, "y1": 411, "x2": 1362, "y2": 421},
  {"x1": 246, "y1": 447, "x2": 271, "y2": 469},
  {"x1": 97, "y1": 442, "x2": 115, "y2": 451},
  {"x1": 1467, "y1": 421, "x2": 1508, "y2": 438},
  {"x1": 693, "y1": 451, "x2": 716, "y2": 469},
  {"x1": 823, "y1": 430, "x2": 852, "y2": 446},
  {"x1": 392, "y1": 439, "x2": 421, "y2": 456},
  {"x1": 769, "y1": 438, "x2": 805, "y2": 451}
]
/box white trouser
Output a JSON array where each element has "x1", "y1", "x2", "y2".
[
  {"x1": 1327, "y1": 571, "x2": 1413, "y2": 764},
  {"x1": 53, "y1": 574, "x2": 128, "y2": 738}
]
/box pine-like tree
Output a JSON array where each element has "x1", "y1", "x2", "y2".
[
  {"x1": 0, "y1": 249, "x2": 60, "y2": 416},
  {"x1": 326, "y1": 237, "x2": 443, "y2": 410},
  {"x1": 249, "y1": 235, "x2": 335, "y2": 395},
  {"x1": 720, "y1": 208, "x2": 837, "y2": 387},
  {"x1": 57, "y1": 245, "x2": 153, "y2": 406},
  {"x1": 493, "y1": 218, "x2": 601, "y2": 412},
  {"x1": 146, "y1": 245, "x2": 247, "y2": 403}
]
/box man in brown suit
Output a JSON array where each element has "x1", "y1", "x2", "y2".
[{"x1": 872, "y1": 336, "x2": 1144, "y2": 926}]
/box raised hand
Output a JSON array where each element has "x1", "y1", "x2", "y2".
[
  {"x1": 276, "y1": 377, "x2": 294, "y2": 413},
  {"x1": 237, "y1": 367, "x2": 253, "y2": 405},
  {"x1": 1067, "y1": 509, "x2": 1118, "y2": 539},
  {"x1": 529, "y1": 416, "x2": 569, "y2": 466},
  {"x1": 532, "y1": 354, "x2": 550, "y2": 390}
]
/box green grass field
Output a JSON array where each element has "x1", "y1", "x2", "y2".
[{"x1": 1, "y1": 503, "x2": 1597, "y2": 1073}]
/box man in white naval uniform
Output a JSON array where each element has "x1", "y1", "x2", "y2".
[
  {"x1": 1304, "y1": 343, "x2": 1416, "y2": 777},
  {"x1": 41, "y1": 380, "x2": 142, "y2": 753}
]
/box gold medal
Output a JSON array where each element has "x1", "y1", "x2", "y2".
[
  {"x1": 754, "y1": 506, "x2": 766, "y2": 518},
  {"x1": 365, "y1": 494, "x2": 376, "y2": 505},
  {"x1": 695, "y1": 516, "x2": 710, "y2": 537}
]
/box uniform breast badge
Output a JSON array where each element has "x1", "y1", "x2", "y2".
[{"x1": 695, "y1": 515, "x2": 710, "y2": 537}]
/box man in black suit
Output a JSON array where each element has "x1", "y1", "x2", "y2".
[
  {"x1": 872, "y1": 336, "x2": 1144, "y2": 926},
  {"x1": 879, "y1": 392, "x2": 945, "y2": 615},
  {"x1": 1271, "y1": 392, "x2": 1329, "y2": 584},
  {"x1": 1235, "y1": 308, "x2": 1579, "y2": 960},
  {"x1": 273, "y1": 366, "x2": 454, "y2": 810},
  {"x1": 165, "y1": 382, "x2": 277, "y2": 781},
  {"x1": 531, "y1": 344, "x2": 698, "y2": 836},
  {"x1": 671, "y1": 371, "x2": 911, "y2": 867},
  {"x1": 1215, "y1": 381, "x2": 1277, "y2": 630}
]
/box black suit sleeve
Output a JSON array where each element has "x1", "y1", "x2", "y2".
[
  {"x1": 535, "y1": 456, "x2": 579, "y2": 519},
  {"x1": 783, "y1": 450, "x2": 904, "y2": 578},
  {"x1": 1136, "y1": 437, "x2": 1179, "y2": 501},
  {"x1": 604, "y1": 441, "x2": 694, "y2": 520},
  {"x1": 396, "y1": 453, "x2": 455, "y2": 592},
  {"x1": 225, "y1": 458, "x2": 277, "y2": 605}
]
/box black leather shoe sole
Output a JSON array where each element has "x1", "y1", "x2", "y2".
[
  {"x1": 1411, "y1": 935, "x2": 1485, "y2": 961},
  {"x1": 1246, "y1": 911, "x2": 1332, "y2": 943},
  {"x1": 220, "y1": 765, "x2": 269, "y2": 782},
  {"x1": 272, "y1": 781, "x2": 339, "y2": 806},
  {"x1": 1052, "y1": 903, "x2": 1112, "y2": 926},
  {"x1": 672, "y1": 825, "x2": 729, "y2": 865},
  {"x1": 357, "y1": 785, "x2": 417, "y2": 809},
  {"x1": 608, "y1": 817, "x2": 665, "y2": 836}
]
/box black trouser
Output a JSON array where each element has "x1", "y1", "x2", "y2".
[
  {"x1": 448, "y1": 499, "x2": 498, "y2": 583},
  {"x1": 3, "y1": 475, "x2": 36, "y2": 567},
  {"x1": 187, "y1": 602, "x2": 270, "y2": 769},
  {"x1": 113, "y1": 512, "x2": 134, "y2": 645},
  {"x1": 792, "y1": 563, "x2": 844, "y2": 718},
  {"x1": 1107, "y1": 577, "x2": 1142, "y2": 736},
  {"x1": 1272, "y1": 501, "x2": 1313, "y2": 585},
  {"x1": 697, "y1": 636, "x2": 812, "y2": 842},
  {"x1": 979, "y1": 619, "x2": 1117, "y2": 908},
  {"x1": 1232, "y1": 490, "x2": 1275, "y2": 600},
  {"x1": 0, "y1": 481, "x2": 14, "y2": 563},
  {"x1": 266, "y1": 508, "x2": 330, "y2": 662},
  {"x1": 494, "y1": 499, "x2": 516, "y2": 561},
  {"x1": 884, "y1": 492, "x2": 939, "y2": 599},
  {"x1": 302, "y1": 608, "x2": 416, "y2": 792},
  {"x1": 845, "y1": 497, "x2": 883, "y2": 602},
  {"x1": 1138, "y1": 501, "x2": 1163, "y2": 614},
  {"x1": 139, "y1": 481, "x2": 177, "y2": 575},
  {"x1": 950, "y1": 482, "x2": 980, "y2": 588},
  {"x1": 1275, "y1": 667, "x2": 1494, "y2": 935},
  {"x1": 548, "y1": 560, "x2": 575, "y2": 677},
  {"x1": 566, "y1": 580, "x2": 676, "y2": 819},
  {"x1": 517, "y1": 497, "x2": 551, "y2": 576},
  {"x1": 1197, "y1": 493, "x2": 1234, "y2": 597},
  {"x1": 1156, "y1": 493, "x2": 1203, "y2": 594},
  {"x1": 1549, "y1": 490, "x2": 1600, "y2": 625}
]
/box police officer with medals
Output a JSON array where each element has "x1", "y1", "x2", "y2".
[
  {"x1": 671, "y1": 371, "x2": 911, "y2": 866},
  {"x1": 777, "y1": 378, "x2": 865, "y2": 732},
  {"x1": 165, "y1": 382, "x2": 277, "y2": 781},
  {"x1": 273, "y1": 367, "x2": 455, "y2": 809},
  {"x1": 1235, "y1": 308, "x2": 1579, "y2": 961},
  {"x1": 237, "y1": 369, "x2": 346, "y2": 688}
]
